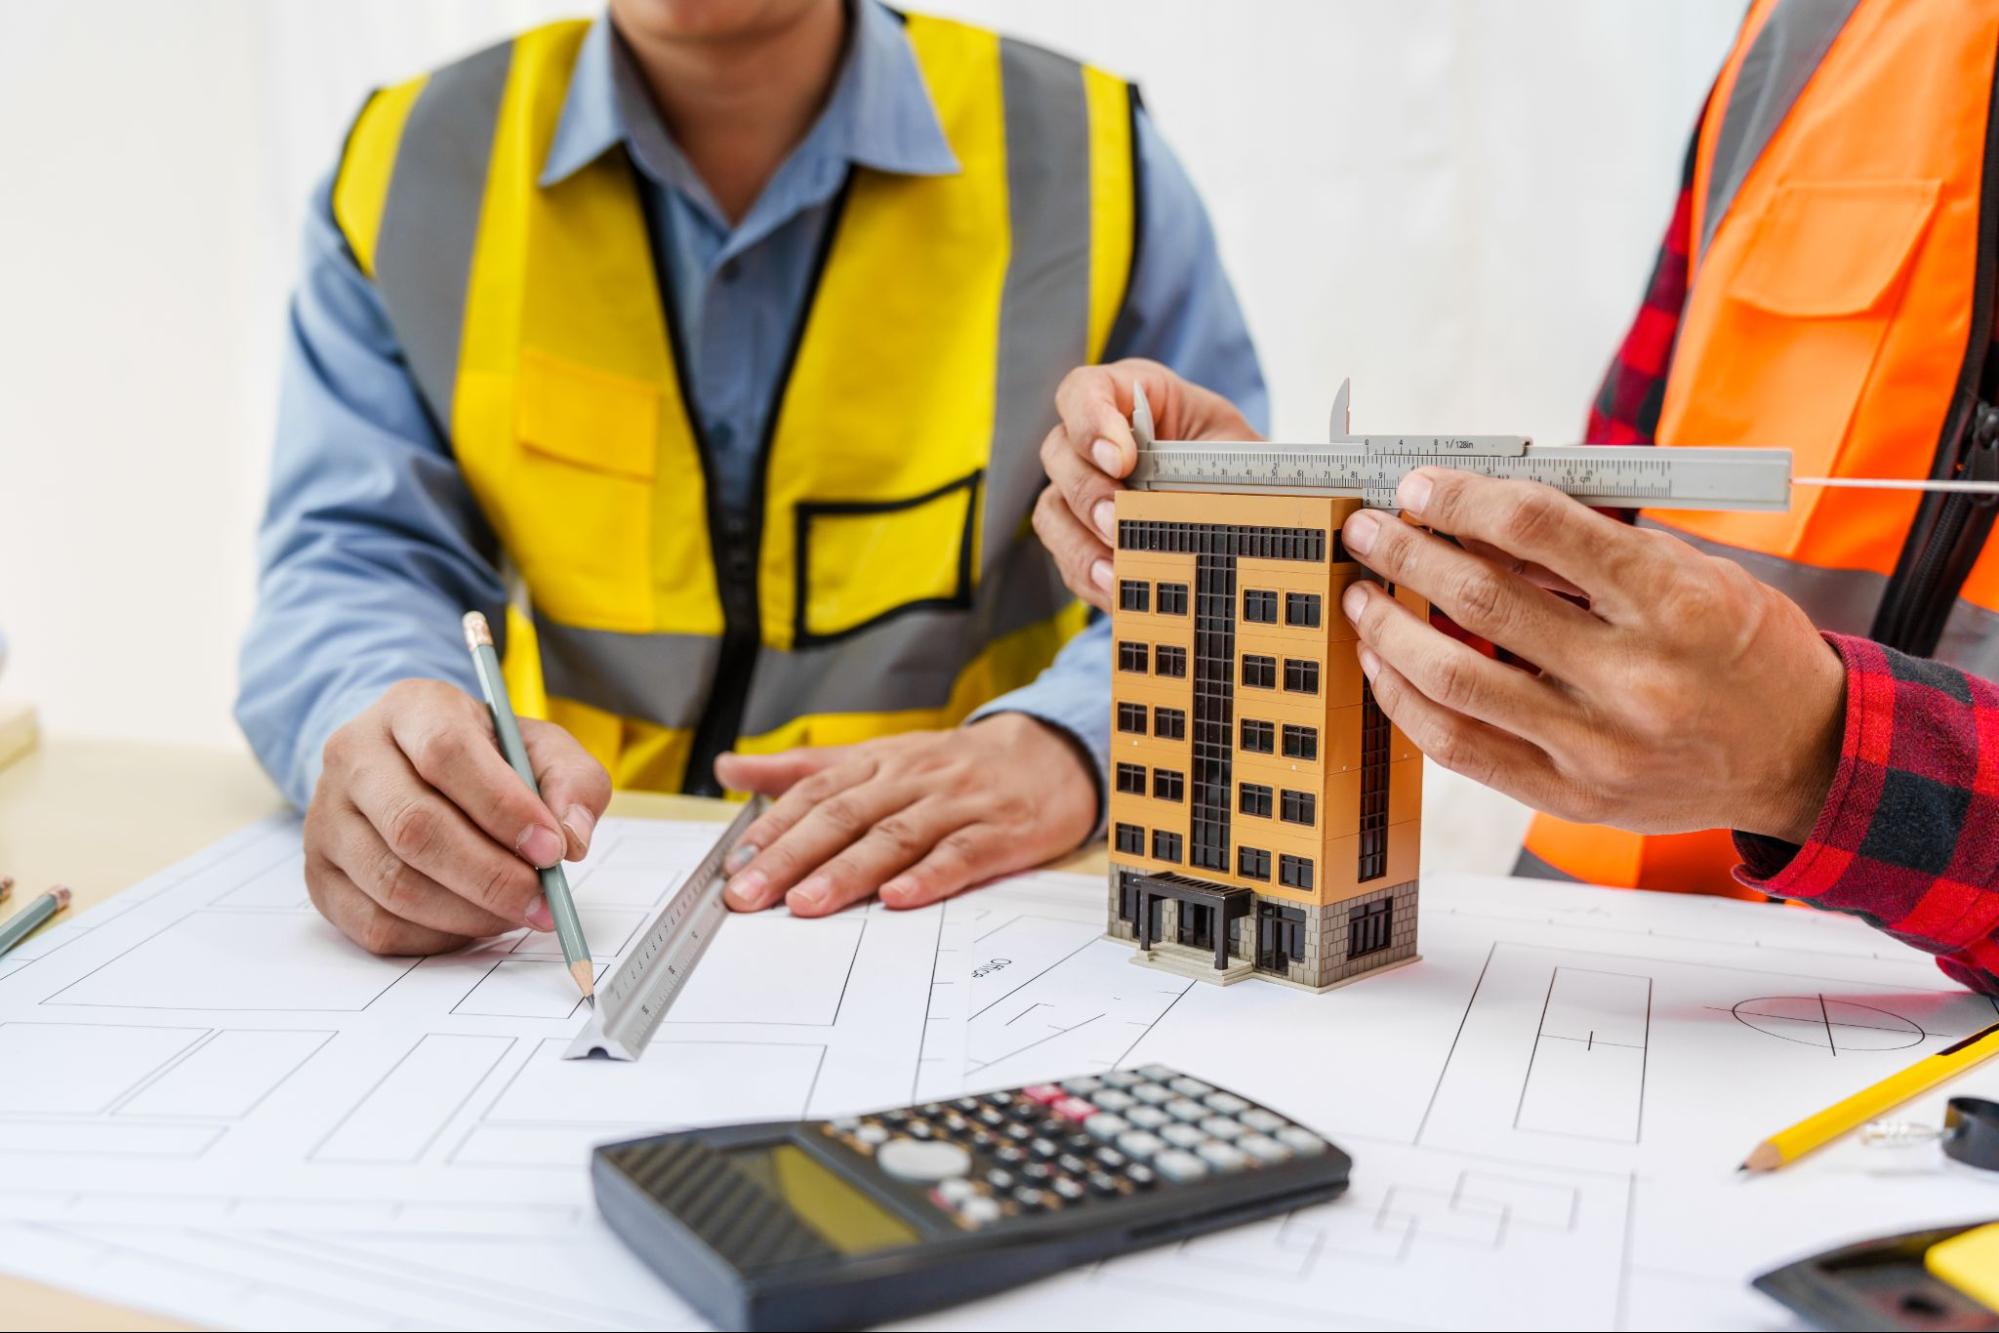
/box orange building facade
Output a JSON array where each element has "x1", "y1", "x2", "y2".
[{"x1": 1105, "y1": 489, "x2": 1423, "y2": 989}]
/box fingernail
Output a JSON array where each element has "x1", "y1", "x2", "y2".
[
  {"x1": 1092, "y1": 498, "x2": 1116, "y2": 541},
  {"x1": 1091, "y1": 438, "x2": 1122, "y2": 475},
  {"x1": 724, "y1": 868, "x2": 767, "y2": 911},
  {"x1": 526, "y1": 900, "x2": 555, "y2": 931},
  {"x1": 1343, "y1": 582, "x2": 1368, "y2": 623},
  {"x1": 1344, "y1": 509, "x2": 1382, "y2": 557},
  {"x1": 516, "y1": 825, "x2": 563, "y2": 869},
  {"x1": 1090, "y1": 559, "x2": 1114, "y2": 590},
  {"x1": 1399, "y1": 471, "x2": 1434, "y2": 515},
  {"x1": 880, "y1": 880, "x2": 915, "y2": 907},
  {"x1": 788, "y1": 876, "x2": 830, "y2": 912},
  {"x1": 1359, "y1": 646, "x2": 1382, "y2": 680},
  {"x1": 561, "y1": 805, "x2": 596, "y2": 858},
  {"x1": 724, "y1": 843, "x2": 758, "y2": 874}
]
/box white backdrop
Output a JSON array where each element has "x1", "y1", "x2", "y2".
[{"x1": 0, "y1": 1, "x2": 1743, "y2": 868}]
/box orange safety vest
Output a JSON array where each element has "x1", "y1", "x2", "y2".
[{"x1": 1523, "y1": 0, "x2": 1999, "y2": 893}]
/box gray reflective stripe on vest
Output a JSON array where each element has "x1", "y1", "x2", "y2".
[
  {"x1": 535, "y1": 535, "x2": 1072, "y2": 734},
  {"x1": 1699, "y1": 0, "x2": 1860, "y2": 258},
  {"x1": 1512, "y1": 847, "x2": 1579, "y2": 883},
  {"x1": 371, "y1": 39, "x2": 514, "y2": 428},
  {"x1": 1641, "y1": 517, "x2": 1999, "y2": 678},
  {"x1": 982, "y1": 38, "x2": 1094, "y2": 571}
]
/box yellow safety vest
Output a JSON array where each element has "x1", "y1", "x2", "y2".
[{"x1": 329, "y1": 14, "x2": 1135, "y2": 792}]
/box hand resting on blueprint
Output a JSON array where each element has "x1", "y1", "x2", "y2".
[
  {"x1": 713, "y1": 713, "x2": 1096, "y2": 917},
  {"x1": 304, "y1": 679, "x2": 612, "y2": 954}
]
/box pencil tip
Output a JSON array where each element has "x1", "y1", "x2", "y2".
[{"x1": 570, "y1": 959, "x2": 595, "y2": 999}]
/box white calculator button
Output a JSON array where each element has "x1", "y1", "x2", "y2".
[
  {"x1": 1169, "y1": 1076, "x2": 1213, "y2": 1097},
  {"x1": 935, "y1": 1178, "x2": 977, "y2": 1203},
  {"x1": 1202, "y1": 1092, "x2": 1249, "y2": 1115},
  {"x1": 1200, "y1": 1116, "x2": 1243, "y2": 1140},
  {"x1": 1117, "y1": 1131, "x2": 1166, "y2": 1160},
  {"x1": 1238, "y1": 1134, "x2": 1290, "y2": 1163},
  {"x1": 856, "y1": 1124, "x2": 889, "y2": 1146},
  {"x1": 1132, "y1": 1083, "x2": 1174, "y2": 1105},
  {"x1": 1126, "y1": 1105, "x2": 1169, "y2": 1129},
  {"x1": 1091, "y1": 1089, "x2": 1135, "y2": 1112},
  {"x1": 876, "y1": 1138, "x2": 973, "y2": 1183},
  {"x1": 1196, "y1": 1141, "x2": 1249, "y2": 1172},
  {"x1": 1165, "y1": 1099, "x2": 1207, "y2": 1122},
  {"x1": 1137, "y1": 1063, "x2": 1176, "y2": 1081},
  {"x1": 1239, "y1": 1109, "x2": 1285, "y2": 1134},
  {"x1": 1060, "y1": 1076, "x2": 1104, "y2": 1094},
  {"x1": 1153, "y1": 1149, "x2": 1208, "y2": 1183},
  {"x1": 959, "y1": 1196, "x2": 1002, "y2": 1227},
  {"x1": 1084, "y1": 1113, "x2": 1130, "y2": 1141},
  {"x1": 1100, "y1": 1071, "x2": 1141, "y2": 1088},
  {"x1": 1275, "y1": 1127, "x2": 1327, "y2": 1156},
  {"x1": 831, "y1": 1116, "x2": 861, "y2": 1131},
  {"x1": 1161, "y1": 1124, "x2": 1205, "y2": 1149}
]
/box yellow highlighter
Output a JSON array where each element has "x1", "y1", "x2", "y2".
[{"x1": 1742, "y1": 1019, "x2": 1999, "y2": 1172}]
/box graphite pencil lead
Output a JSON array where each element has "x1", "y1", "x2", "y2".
[{"x1": 570, "y1": 958, "x2": 596, "y2": 999}]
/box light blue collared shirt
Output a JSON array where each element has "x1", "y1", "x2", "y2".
[{"x1": 237, "y1": 3, "x2": 1267, "y2": 818}]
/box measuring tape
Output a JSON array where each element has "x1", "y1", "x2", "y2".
[
  {"x1": 566, "y1": 795, "x2": 767, "y2": 1062},
  {"x1": 1128, "y1": 379, "x2": 1999, "y2": 509}
]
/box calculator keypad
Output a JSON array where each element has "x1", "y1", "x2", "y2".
[{"x1": 819, "y1": 1065, "x2": 1316, "y2": 1231}]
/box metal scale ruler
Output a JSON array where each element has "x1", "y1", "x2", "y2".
[
  {"x1": 1128, "y1": 379, "x2": 1999, "y2": 509},
  {"x1": 566, "y1": 795, "x2": 768, "y2": 1062}
]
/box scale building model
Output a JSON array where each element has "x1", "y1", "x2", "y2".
[{"x1": 1105, "y1": 488, "x2": 1423, "y2": 990}]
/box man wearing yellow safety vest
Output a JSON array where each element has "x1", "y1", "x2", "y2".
[
  {"x1": 236, "y1": 0, "x2": 1265, "y2": 955},
  {"x1": 1037, "y1": 0, "x2": 1999, "y2": 994}
]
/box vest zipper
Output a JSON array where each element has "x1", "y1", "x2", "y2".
[{"x1": 1869, "y1": 52, "x2": 1999, "y2": 658}]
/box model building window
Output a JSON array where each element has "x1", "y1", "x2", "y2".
[
  {"x1": 1241, "y1": 654, "x2": 1277, "y2": 689},
  {"x1": 1285, "y1": 592, "x2": 1321, "y2": 627},
  {"x1": 1114, "y1": 823, "x2": 1145, "y2": 855},
  {"x1": 1237, "y1": 846, "x2": 1271, "y2": 880},
  {"x1": 1118, "y1": 579, "x2": 1150, "y2": 612},
  {"x1": 1278, "y1": 853, "x2": 1314, "y2": 890},
  {"x1": 1243, "y1": 589, "x2": 1278, "y2": 623},
  {"x1": 1116, "y1": 702, "x2": 1147, "y2": 734},
  {"x1": 1156, "y1": 582, "x2": 1189, "y2": 615},
  {"x1": 1283, "y1": 658, "x2": 1320, "y2": 693},
  {"x1": 1115, "y1": 763, "x2": 1146, "y2": 795},
  {"x1": 1280, "y1": 789, "x2": 1317, "y2": 826},
  {"x1": 1154, "y1": 645, "x2": 1188, "y2": 678},
  {"x1": 1153, "y1": 769, "x2": 1185, "y2": 802},
  {"x1": 1349, "y1": 898, "x2": 1393, "y2": 959},
  {"x1": 1117, "y1": 641, "x2": 1149, "y2": 673},
  {"x1": 1238, "y1": 783, "x2": 1273, "y2": 817},
  {"x1": 1152, "y1": 830, "x2": 1183, "y2": 863},
  {"x1": 1240, "y1": 718, "x2": 1275, "y2": 753},
  {"x1": 1154, "y1": 707, "x2": 1186, "y2": 740},
  {"x1": 1281, "y1": 724, "x2": 1318, "y2": 760}
]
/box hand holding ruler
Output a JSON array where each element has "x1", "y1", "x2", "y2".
[{"x1": 1127, "y1": 379, "x2": 1999, "y2": 509}]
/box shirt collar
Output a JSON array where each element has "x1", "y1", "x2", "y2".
[{"x1": 537, "y1": 2, "x2": 959, "y2": 192}]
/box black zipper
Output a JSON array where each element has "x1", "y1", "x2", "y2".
[{"x1": 1869, "y1": 51, "x2": 1999, "y2": 656}]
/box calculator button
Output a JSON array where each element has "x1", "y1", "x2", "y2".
[
  {"x1": 856, "y1": 1124, "x2": 888, "y2": 1146},
  {"x1": 1169, "y1": 1076, "x2": 1214, "y2": 1097},
  {"x1": 1060, "y1": 1076, "x2": 1104, "y2": 1094},
  {"x1": 952, "y1": 1096, "x2": 982, "y2": 1112},
  {"x1": 934, "y1": 1178, "x2": 977, "y2": 1204},
  {"x1": 1099, "y1": 1070, "x2": 1141, "y2": 1088},
  {"x1": 1022, "y1": 1083, "x2": 1065, "y2": 1105},
  {"x1": 1276, "y1": 1128, "x2": 1328, "y2": 1156},
  {"x1": 1093, "y1": 1147, "x2": 1128, "y2": 1170},
  {"x1": 1084, "y1": 1113, "x2": 1129, "y2": 1140},
  {"x1": 1012, "y1": 1187, "x2": 1050, "y2": 1212},
  {"x1": 995, "y1": 1146, "x2": 1028, "y2": 1167},
  {"x1": 1022, "y1": 1162, "x2": 1054, "y2": 1183},
  {"x1": 1003, "y1": 1123, "x2": 1033, "y2": 1143},
  {"x1": 1029, "y1": 1138, "x2": 1059, "y2": 1160},
  {"x1": 1200, "y1": 1116, "x2": 1243, "y2": 1140},
  {"x1": 1153, "y1": 1149, "x2": 1208, "y2": 1182},
  {"x1": 1239, "y1": 1109, "x2": 1286, "y2": 1134},
  {"x1": 982, "y1": 1091, "x2": 1015, "y2": 1108},
  {"x1": 1051, "y1": 1177, "x2": 1087, "y2": 1203},
  {"x1": 877, "y1": 1138, "x2": 972, "y2": 1183},
  {"x1": 1057, "y1": 1153, "x2": 1090, "y2": 1176},
  {"x1": 959, "y1": 1196, "x2": 1002, "y2": 1227},
  {"x1": 1126, "y1": 1106, "x2": 1169, "y2": 1130},
  {"x1": 1086, "y1": 1171, "x2": 1123, "y2": 1196},
  {"x1": 831, "y1": 1116, "x2": 860, "y2": 1131},
  {"x1": 1124, "y1": 1163, "x2": 1158, "y2": 1189},
  {"x1": 1138, "y1": 1064, "x2": 1176, "y2": 1081},
  {"x1": 1116, "y1": 1131, "x2": 1165, "y2": 1160},
  {"x1": 1063, "y1": 1131, "x2": 1096, "y2": 1153},
  {"x1": 1165, "y1": 1099, "x2": 1206, "y2": 1122},
  {"x1": 1199, "y1": 1092, "x2": 1246, "y2": 1115},
  {"x1": 1090, "y1": 1089, "x2": 1135, "y2": 1113},
  {"x1": 1131, "y1": 1083, "x2": 1174, "y2": 1105},
  {"x1": 1161, "y1": 1124, "x2": 1205, "y2": 1149},
  {"x1": 1197, "y1": 1142, "x2": 1249, "y2": 1172},
  {"x1": 975, "y1": 1107, "x2": 1005, "y2": 1128},
  {"x1": 985, "y1": 1168, "x2": 1016, "y2": 1191},
  {"x1": 967, "y1": 1129, "x2": 997, "y2": 1152},
  {"x1": 1238, "y1": 1135, "x2": 1290, "y2": 1163},
  {"x1": 905, "y1": 1121, "x2": 935, "y2": 1140},
  {"x1": 1052, "y1": 1097, "x2": 1097, "y2": 1122}
]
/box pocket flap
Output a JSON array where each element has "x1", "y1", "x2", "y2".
[
  {"x1": 1731, "y1": 179, "x2": 1940, "y2": 318},
  {"x1": 516, "y1": 349, "x2": 659, "y2": 481}
]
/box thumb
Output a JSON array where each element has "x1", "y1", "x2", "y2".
[
  {"x1": 520, "y1": 718, "x2": 611, "y2": 860},
  {"x1": 713, "y1": 745, "x2": 846, "y2": 797}
]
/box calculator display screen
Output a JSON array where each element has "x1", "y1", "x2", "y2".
[{"x1": 725, "y1": 1144, "x2": 919, "y2": 1256}]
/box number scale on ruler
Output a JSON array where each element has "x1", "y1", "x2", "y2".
[{"x1": 565, "y1": 795, "x2": 768, "y2": 1062}]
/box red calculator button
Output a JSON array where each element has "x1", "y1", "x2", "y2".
[
  {"x1": 1052, "y1": 1097, "x2": 1097, "y2": 1121},
  {"x1": 1022, "y1": 1083, "x2": 1065, "y2": 1105}
]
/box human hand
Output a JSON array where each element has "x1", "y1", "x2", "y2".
[
  {"x1": 304, "y1": 679, "x2": 612, "y2": 954},
  {"x1": 1338, "y1": 470, "x2": 1846, "y2": 843},
  {"x1": 1033, "y1": 358, "x2": 1260, "y2": 611},
  {"x1": 712, "y1": 714, "x2": 1097, "y2": 916}
]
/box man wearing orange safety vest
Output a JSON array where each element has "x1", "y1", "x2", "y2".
[{"x1": 1035, "y1": 0, "x2": 1999, "y2": 994}]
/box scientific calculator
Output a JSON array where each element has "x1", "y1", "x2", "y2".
[{"x1": 593, "y1": 1065, "x2": 1351, "y2": 1331}]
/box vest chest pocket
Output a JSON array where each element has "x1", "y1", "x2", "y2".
[
  {"x1": 794, "y1": 472, "x2": 983, "y2": 646},
  {"x1": 509, "y1": 349, "x2": 659, "y2": 630}
]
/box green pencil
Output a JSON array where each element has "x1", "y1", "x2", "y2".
[
  {"x1": 463, "y1": 612, "x2": 594, "y2": 1000},
  {"x1": 0, "y1": 885, "x2": 71, "y2": 960}
]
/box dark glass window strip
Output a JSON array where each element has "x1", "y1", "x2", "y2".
[
  {"x1": 1349, "y1": 898, "x2": 1392, "y2": 958},
  {"x1": 1117, "y1": 520, "x2": 1327, "y2": 562}
]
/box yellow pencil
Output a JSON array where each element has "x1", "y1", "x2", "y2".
[{"x1": 1742, "y1": 1019, "x2": 1999, "y2": 1171}]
